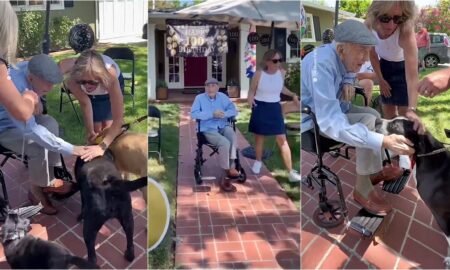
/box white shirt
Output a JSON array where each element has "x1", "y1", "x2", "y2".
[
  {"x1": 373, "y1": 28, "x2": 404, "y2": 62},
  {"x1": 254, "y1": 70, "x2": 283, "y2": 103}
]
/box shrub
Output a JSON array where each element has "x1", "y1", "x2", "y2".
[{"x1": 285, "y1": 62, "x2": 300, "y2": 96}]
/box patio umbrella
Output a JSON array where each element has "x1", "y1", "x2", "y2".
[{"x1": 176, "y1": 0, "x2": 300, "y2": 48}]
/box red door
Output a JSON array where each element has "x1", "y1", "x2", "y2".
[{"x1": 184, "y1": 57, "x2": 207, "y2": 87}]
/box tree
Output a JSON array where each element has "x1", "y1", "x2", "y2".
[
  {"x1": 340, "y1": 0, "x2": 372, "y2": 18},
  {"x1": 418, "y1": 0, "x2": 450, "y2": 35},
  {"x1": 149, "y1": 0, "x2": 204, "y2": 10}
]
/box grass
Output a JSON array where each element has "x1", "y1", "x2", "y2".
[
  {"x1": 236, "y1": 103, "x2": 300, "y2": 209},
  {"x1": 148, "y1": 103, "x2": 180, "y2": 269},
  {"x1": 47, "y1": 42, "x2": 148, "y2": 144}
]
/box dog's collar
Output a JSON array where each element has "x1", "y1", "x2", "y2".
[{"x1": 416, "y1": 145, "x2": 450, "y2": 158}]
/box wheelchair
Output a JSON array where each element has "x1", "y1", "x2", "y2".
[{"x1": 194, "y1": 117, "x2": 246, "y2": 185}]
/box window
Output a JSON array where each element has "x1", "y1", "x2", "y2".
[
  {"x1": 288, "y1": 31, "x2": 300, "y2": 59},
  {"x1": 302, "y1": 13, "x2": 315, "y2": 42},
  {"x1": 10, "y1": 0, "x2": 64, "y2": 11},
  {"x1": 211, "y1": 55, "x2": 223, "y2": 82},
  {"x1": 168, "y1": 56, "x2": 180, "y2": 83}
]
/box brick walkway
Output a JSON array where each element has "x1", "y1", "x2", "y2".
[
  {"x1": 301, "y1": 149, "x2": 448, "y2": 269},
  {"x1": 175, "y1": 105, "x2": 300, "y2": 269},
  {"x1": 0, "y1": 155, "x2": 147, "y2": 269}
]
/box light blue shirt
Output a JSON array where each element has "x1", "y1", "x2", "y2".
[
  {"x1": 191, "y1": 92, "x2": 238, "y2": 133},
  {"x1": 301, "y1": 43, "x2": 383, "y2": 152},
  {"x1": 0, "y1": 62, "x2": 74, "y2": 155}
]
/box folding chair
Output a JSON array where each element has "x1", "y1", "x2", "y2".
[
  {"x1": 148, "y1": 105, "x2": 162, "y2": 163},
  {"x1": 103, "y1": 47, "x2": 136, "y2": 112},
  {"x1": 59, "y1": 82, "x2": 81, "y2": 124}
]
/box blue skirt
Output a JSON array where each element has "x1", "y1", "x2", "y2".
[
  {"x1": 249, "y1": 100, "x2": 285, "y2": 135},
  {"x1": 89, "y1": 94, "x2": 112, "y2": 122},
  {"x1": 380, "y1": 58, "x2": 408, "y2": 106}
]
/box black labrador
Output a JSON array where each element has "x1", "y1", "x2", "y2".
[
  {"x1": 74, "y1": 152, "x2": 147, "y2": 264},
  {"x1": 2, "y1": 212, "x2": 98, "y2": 269},
  {"x1": 377, "y1": 118, "x2": 450, "y2": 265}
]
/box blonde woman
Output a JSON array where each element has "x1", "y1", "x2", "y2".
[
  {"x1": 68, "y1": 50, "x2": 124, "y2": 160},
  {"x1": 0, "y1": 1, "x2": 39, "y2": 121},
  {"x1": 247, "y1": 49, "x2": 300, "y2": 182},
  {"x1": 366, "y1": 0, "x2": 424, "y2": 133}
]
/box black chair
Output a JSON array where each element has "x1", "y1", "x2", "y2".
[
  {"x1": 103, "y1": 47, "x2": 136, "y2": 112},
  {"x1": 301, "y1": 104, "x2": 349, "y2": 228},
  {"x1": 148, "y1": 105, "x2": 162, "y2": 163},
  {"x1": 194, "y1": 117, "x2": 246, "y2": 185},
  {"x1": 59, "y1": 82, "x2": 81, "y2": 124}
]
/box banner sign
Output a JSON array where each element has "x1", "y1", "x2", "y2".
[{"x1": 166, "y1": 19, "x2": 229, "y2": 57}]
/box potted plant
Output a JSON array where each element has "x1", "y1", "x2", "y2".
[
  {"x1": 156, "y1": 79, "x2": 168, "y2": 100},
  {"x1": 226, "y1": 78, "x2": 239, "y2": 98}
]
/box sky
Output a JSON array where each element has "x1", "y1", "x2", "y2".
[{"x1": 320, "y1": 0, "x2": 438, "y2": 8}]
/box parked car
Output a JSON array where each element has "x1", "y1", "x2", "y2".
[{"x1": 424, "y1": 32, "x2": 450, "y2": 67}]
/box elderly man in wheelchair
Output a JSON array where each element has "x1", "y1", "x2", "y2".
[
  {"x1": 191, "y1": 78, "x2": 245, "y2": 192},
  {"x1": 301, "y1": 20, "x2": 424, "y2": 222}
]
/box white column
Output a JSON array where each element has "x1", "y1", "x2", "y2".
[
  {"x1": 148, "y1": 23, "x2": 156, "y2": 100},
  {"x1": 239, "y1": 23, "x2": 250, "y2": 99}
]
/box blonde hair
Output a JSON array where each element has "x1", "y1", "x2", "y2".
[
  {"x1": 70, "y1": 50, "x2": 112, "y2": 88},
  {"x1": 366, "y1": 1, "x2": 417, "y2": 32},
  {"x1": 0, "y1": 2, "x2": 18, "y2": 64},
  {"x1": 261, "y1": 49, "x2": 283, "y2": 70}
]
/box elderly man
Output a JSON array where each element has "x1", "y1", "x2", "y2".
[
  {"x1": 191, "y1": 78, "x2": 239, "y2": 192},
  {"x1": 301, "y1": 20, "x2": 419, "y2": 216},
  {"x1": 0, "y1": 54, "x2": 93, "y2": 215}
]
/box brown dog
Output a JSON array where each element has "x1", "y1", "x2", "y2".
[{"x1": 96, "y1": 130, "x2": 148, "y2": 203}]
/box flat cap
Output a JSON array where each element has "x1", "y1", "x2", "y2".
[
  {"x1": 205, "y1": 78, "x2": 219, "y2": 85},
  {"x1": 334, "y1": 19, "x2": 377, "y2": 46},
  {"x1": 28, "y1": 54, "x2": 63, "y2": 84}
]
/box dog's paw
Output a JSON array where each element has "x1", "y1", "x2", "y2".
[
  {"x1": 124, "y1": 249, "x2": 135, "y2": 262},
  {"x1": 444, "y1": 257, "x2": 450, "y2": 267}
]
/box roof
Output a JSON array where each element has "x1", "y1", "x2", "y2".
[{"x1": 302, "y1": 1, "x2": 355, "y2": 17}]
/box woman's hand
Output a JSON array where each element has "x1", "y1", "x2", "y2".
[
  {"x1": 247, "y1": 96, "x2": 256, "y2": 108},
  {"x1": 379, "y1": 78, "x2": 392, "y2": 98},
  {"x1": 86, "y1": 131, "x2": 98, "y2": 145},
  {"x1": 418, "y1": 68, "x2": 450, "y2": 98},
  {"x1": 79, "y1": 145, "x2": 105, "y2": 162}
]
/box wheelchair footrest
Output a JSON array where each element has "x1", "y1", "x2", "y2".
[
  {"x1": 10, "y1": 204, "x2": 43, "y2": 220},
  {"x1": 349, "y1": 209, "x2": 384, "y2": 238},
  {"x1": 382, "y1": 169, "x2": 410, "y2": 194}
]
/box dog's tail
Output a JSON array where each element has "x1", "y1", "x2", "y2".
[
  {"x1": 68, "y1": 255, "x2": 99, "y2": 269},
  {"x1": 112, "y1": 176, "x2": 148, "y2": 193}
]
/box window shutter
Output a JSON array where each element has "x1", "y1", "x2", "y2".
[{"x1": 313, "y1": 15, "x2": 321, "y2": 42}]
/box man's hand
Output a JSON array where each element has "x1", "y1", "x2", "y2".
[
  {"x1": 418, "y1": 68, "x2": 450, "y2": 98},
  {"x1": 33, "y1": 100, "x2": 43, "y2": 115},
  {"x1": 293, "y1": 94, "x2": 300, "y2": 105},
  {"x1": 382, "y1": 134, "x2": 415, "y2": 156},
  {"x1": 22, "y1": 89, "x2": 39, "y2": 107},
  {"x1": 340, "y1": 84, "x2": 355, "y2": 102},
  {"x1": 79, "y1": 145, "x2": 105, "y2": 162},
  {"x1": 405, "y1": 109, "x2": 426, "y2": 135},
  {"x1": 379, "y1": 78, "x2": 392, "y2": 98},
  {"x1": 213, "y1": 109, "x2": 225, "y2": 118}
]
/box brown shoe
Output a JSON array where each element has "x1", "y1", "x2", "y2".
[
  {"x1": 227, "y1": 168, "x2": 240, "y2": 178},
  {"x1": 42, "y1": 179, "x2": 74, "y2": 195},
  {"x1": 28, "y1": 188, "x2": 58, "y2": 215},
  {"x1": 353, "y1": 189, "x2": 392, "y2": 216},
  {"x1": 219, "y1": 178, "x2": 237, "y2": 192},
  {"x1": 370, "y1": 165, "x2": 404, "y2": 185}
]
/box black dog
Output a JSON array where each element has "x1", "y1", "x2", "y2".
[
  {"x1": 74, "y1": 152, "x2": 147, "y2": 264},
  {"x1": 378, "y1": 118, "x2": 450, "y2": 265},
  {"x1": 2, "y1": 213, "x2": 98, "y2": 269}
]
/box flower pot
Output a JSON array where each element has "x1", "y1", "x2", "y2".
[
  {"x1": 227, "y1": 85, "x2": 239, "y2": 98},
  {"x1": 156, "y1": 87, "x2": 168, "y2": 100}
]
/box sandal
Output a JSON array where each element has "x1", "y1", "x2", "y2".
[
  {"x1": 220, "y1": 178, "x2": 237, "y2": 193},
  {"x1": 42, "y1": 179, "x2": 75, "y2": 195}
]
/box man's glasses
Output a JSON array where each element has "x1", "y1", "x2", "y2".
[
  {"x1": 76, "y1": 80, "x2": 100, "y2": 86},
  {"x1": 272, "y1": 58, "x2": 282, "y2": 64},
  {"x1": 378, "y1": 14, "x2": 408, "y2": 25}
]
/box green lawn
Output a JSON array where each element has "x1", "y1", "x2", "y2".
[
  {"x1": 148, "y1": 103, "x2": 180, "y2": 269},
  {"x1": 236, "y1": 104, "x2": 300, "y2": 209},
  {"x1": 47, "y1": 42, "x2": 147, "y2": 144}
]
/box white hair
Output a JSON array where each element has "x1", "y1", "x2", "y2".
[{"x1": 0, "y1": 2, "x2": 18, "y2": 64}]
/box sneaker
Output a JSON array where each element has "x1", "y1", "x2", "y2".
[
  {"x1": 251, "y1": 160, "x2": 262, "y2": 174},
  {"x1": 288, "y1": 170, "x2": 301, "y2": 183}
]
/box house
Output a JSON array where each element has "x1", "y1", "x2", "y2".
[
  {"x1": 302, "y1": 1, "x2": 356, "y2": 44},
  {"x1": 147, "y1": 6, "x2": 300, "y2": 100},
  {"x1": 10, "y1": 0, "x2": 147, "y2": 41}
]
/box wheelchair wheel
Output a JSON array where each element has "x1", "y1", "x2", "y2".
[
  {"x1": 313, "y1": 200, "x2": 345, "y2": 228},
  {"x1": 194, "y1": 168, "x2": 203, "y2": 185},
  {"x1": 329, "y1": 149, "x2": 341, "y2": 158},
  {"x1": 236, "y1": 168, "x2": 247, "y2": 183}
]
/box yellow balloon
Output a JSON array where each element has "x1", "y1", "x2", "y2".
[{"x1": 148, "y1": 178, "x2": 170, "y2": 252}]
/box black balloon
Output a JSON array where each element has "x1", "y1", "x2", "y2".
[{"x1": 69, "y1": 24, "x2": 95, "y2": 53}]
